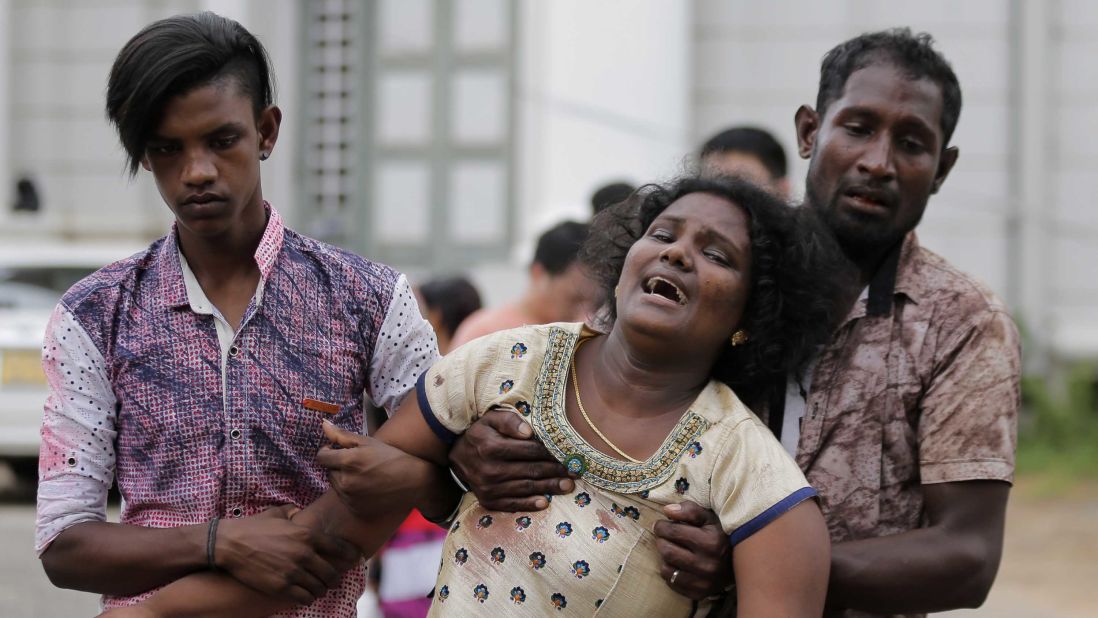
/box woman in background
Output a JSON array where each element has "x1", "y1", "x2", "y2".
[{"x1": 416, "y1": 278, "x2": 482, "y2": 357}]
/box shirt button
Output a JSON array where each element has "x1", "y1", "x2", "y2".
[
  {"x1": 229, "y1": 345, "x2": 240, "y2": 357},
  {"x1": 230, "y1": 428, "x2": 242, "y2": 440},
  {"x1": 231, "y1": 507, "x2": 243, "y2": 518}
]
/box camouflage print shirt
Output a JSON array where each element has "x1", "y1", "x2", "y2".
[{"x1": 757, "y1": 232, "x2": 1021, "y2": 618}]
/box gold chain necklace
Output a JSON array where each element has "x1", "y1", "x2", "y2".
[{"x1": 570, "y1": 337, "x2": 643, "y2": 464}]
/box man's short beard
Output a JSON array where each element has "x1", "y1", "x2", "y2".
[{"x1": 805, "y1": 182, "x2": 912, "y2": 263}]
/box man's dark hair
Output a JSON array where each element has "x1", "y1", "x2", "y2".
[
  {"x1": 418, "y1": 276, "x2": 483, "y2": 338},
  {"x1": 534, "y1": 221, "x2": 590, "y2": 275},
  {"x1": 816, "y1": 28, "x2": 962, "y2": 148},
  {"x1": 581, "y1": 176, "x2": 848, "y2": 403},
  {"x1": 106, "y1": 12, "x2": 275, "y2": 175},
  {"x1": 590, "y1": 181, "x2": 636, "y2": 216},
  {"x1": 699, "y1": 127, "x2": 788, "y2": 180}
]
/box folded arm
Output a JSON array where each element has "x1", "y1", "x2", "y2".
[
  {"x1": 43, "y1": 520, "x2": 212, "y2": 597},
  {"x1": 826, "y1": 480, "x2": 1008, "y2": 613},
  {"x1": 101, "y1": 391, "x2": 459, "y2": 618}
]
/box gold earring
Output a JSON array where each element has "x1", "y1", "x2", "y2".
[
  {"x1": 729, "y1": 330, "x2": 749, "y2": 347},
  {"x1": 614, "y1": 284, "x2": 620, "y2": 297}
]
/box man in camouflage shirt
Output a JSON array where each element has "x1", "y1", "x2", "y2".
[{"x1": 769, "y1": 29, "x2": 1019, "y2": 616}]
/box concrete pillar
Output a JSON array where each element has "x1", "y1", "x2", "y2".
[
  {"x1": 0, "y1": 0, "x2": 11, "y2": 223},
  {"x1": 1009, "y1": 0, "x2": 1052, "y2": 373}
]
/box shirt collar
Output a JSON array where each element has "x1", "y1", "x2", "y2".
[
  {"x1": 157, "y1": 202, "x2": 285, "y2": 310},
  {"x1": 177, "y1": 249, "x2": 215, "y2": 316},
  {"x1": 254, "y1": 204, "x2": 286, "y2": 279},
  {"x1": 159, "y1": 232, "x2": 190, "y2": 309}
]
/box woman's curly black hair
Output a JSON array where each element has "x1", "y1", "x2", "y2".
[{"x1": 580, "y1": 175, "x2": 849, "y2": 404}]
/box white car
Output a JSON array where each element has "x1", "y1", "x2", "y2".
[{"x1": 0, "y1": 242, "x2": 143, "y2": 477}]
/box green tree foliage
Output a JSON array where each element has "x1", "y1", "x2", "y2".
[{"x1": 1017, "y1": 363, "x2": 1098, "y2": 481}]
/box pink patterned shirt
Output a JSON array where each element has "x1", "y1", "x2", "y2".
[{"x1": 36, "y1": 206, "x2": 439, "y2": 616}]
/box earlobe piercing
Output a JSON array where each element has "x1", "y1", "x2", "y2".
[
  {"x1": 260, "y1": 152, "x2": 269, "y2": 161},
  {"x1": 729, "y1": 330, "x2": 749, "y2": 347}
]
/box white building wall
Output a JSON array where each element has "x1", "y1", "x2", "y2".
[
  {"x1": 0, "y1": 0, "x2": 300, "y2": 244},
  {"x1": 1050, "y1": 0, "x2": 1098, "y2": 359},
  {"x1": 460, "y1": 0, "x2": 693, "y2": 307},
  {"x1": 514, "y1": 0, "x2": 692, "y2": 241},
  {"x1": 0, "y1": 0, "x2": 12, "y2": 215},
  {"x1": 1, "y1": 1, "x2": 175, "y2": 242},
  {"x1": 2, "y1": 2, "x2": 1092, "y2": 358}
]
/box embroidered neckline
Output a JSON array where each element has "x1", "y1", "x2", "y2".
[{"x1": 530, "y1": 327, "x2": 710, "y2": 494}]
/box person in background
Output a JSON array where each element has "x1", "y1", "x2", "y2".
[
  {"x1": 450, "y1": 221, "x2": 599, "y2": 348},
  {"x1": 416, "y1": 277, "x2": 482, "y2": 356},
  {"x1": 13, "y1": 176, "x2": 41, "y2": 213},
  {"x1": 371, "y1": 276, "x2": 482, "y2": 618},
  {"x1": 589, "y1": 180, "x2": 637, "y2": 216},
  {"x1": 699, "y1": 126, "x2": 791, "y2": 199}
]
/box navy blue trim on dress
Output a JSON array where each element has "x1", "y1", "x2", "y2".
[
  {"x1": 416, "y1": 371, "x2": 457, "y2": 445},
  {"x1": 727, "y1": 486, "x2": 817, "y2": 547}
]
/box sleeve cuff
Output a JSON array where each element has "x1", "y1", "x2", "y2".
[
  {"x1": 920, "y1": 459, "x2": 1014, "y2": 485},
  {"x1": 416, "y1": 371, "x2": 457, "y2": 445},
  {"x1": 728, "y1": 486, "x2": 817, "y2": 547}
]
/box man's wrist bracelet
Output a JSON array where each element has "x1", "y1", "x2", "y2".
[
  {"x1": 448, "y1": 467, "x2": 470, "y2": 493},
  {"x1": 206, "y1": 517, "x2": 220, "y2": 570}
]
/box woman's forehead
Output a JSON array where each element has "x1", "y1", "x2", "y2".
[{"x1": 659, "y1": 192, "x2": 750, "y2": 233}]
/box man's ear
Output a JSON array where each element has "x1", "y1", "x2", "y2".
[
  {"x1": 140, "y1": 156, "x2": 152, "y2": 172},
  {"x1": 257, "y1": 105, "x2": 283, "y2": 156},
  {"x1": 529, "y1": 262, "x2": 546, "y2": 284},
  {"x1": 931, "y1": 146, "x2": 959, "y2": 194},
  {"x1": 794, "y1": 105, "x2": 820, "y2": 160}
]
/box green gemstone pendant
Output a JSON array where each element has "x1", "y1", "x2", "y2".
[{"x1": 564, "y1": 454, "x2": 587, "y2": 475}]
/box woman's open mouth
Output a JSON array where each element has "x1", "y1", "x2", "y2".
[{"x1": 644, "y1": 276, "x2": 687, "y2": 305}]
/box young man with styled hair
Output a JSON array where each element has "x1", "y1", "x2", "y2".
[{"x1": 36, "y1": 12, "x2": 454, "y2": 616}]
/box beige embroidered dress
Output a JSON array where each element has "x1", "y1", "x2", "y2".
[{"x1": 416, "y1": 323, "x2": 814, "y2": 616}]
